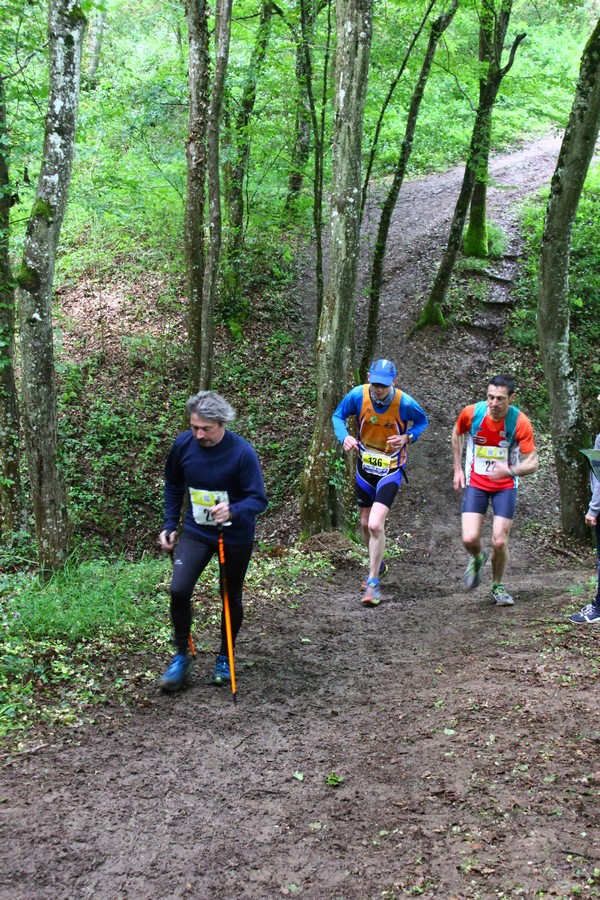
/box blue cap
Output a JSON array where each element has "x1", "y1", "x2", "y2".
[{"x1": 369, "y1": 358, "x2": 397, "y2": 386}]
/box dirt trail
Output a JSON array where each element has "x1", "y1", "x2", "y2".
[{"x1": 2, "y1": 136, "x2": 599, "y2": 900}]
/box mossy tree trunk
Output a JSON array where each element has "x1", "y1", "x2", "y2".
[
  {"x1": 416, "y1": 1, "x2": 525, "y2": 330},
  {"x1": 464, "y1": 178, "x2": 488, "y2": 258},
  {"x1": 16, "y1": 0, "x2": 86, "y2": 571},
  {"x1": 537, "y1": 17, "x2": 600, "y2": 540},
  {"x1": 300, "y1": 0, "x2": 372, "y2": 535},
  {"x1": 360, "y1": 0, "x2": 457, "y2": 378},
  {"x1": 185, "y1": 0, "x2": 210, "y2": 393},
  {"x1": 0, "y1": 74, "x2": 22, "y2": 535},
  {"x1": 197, "y1": 0, "x2": 232, "y2": 389},
  {"x1": 463, "y1": 1, "x2": 495, "y2": 259}
]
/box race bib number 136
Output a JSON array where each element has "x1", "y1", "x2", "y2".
[{"x1": 361, "y1": 450, "x2": 393, "y2": 475}]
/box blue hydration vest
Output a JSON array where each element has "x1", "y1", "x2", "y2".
[{"x1": 470, "y1": 401, "x2": 519, "y2": 449}]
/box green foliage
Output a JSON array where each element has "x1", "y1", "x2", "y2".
[
  {"x1": 366, "y1": 0, "x2": 591, "y2": 182},
  {"x1": 4, "y1": 554, "x2": 168, "y2": 640},
  {"x1": 5, "y1": 0, "x2": 592, "y2": 304},
  {"x1": 0, "y1": 554, "x2": 171, "y2": 738},
  {"x1": 3, "y1": 0, "x2": 598, "y2": 559},
  {"x1": 219, "y1": 233, "x2": 297, "y2": 330},
  {"x1": 487, "y1": 222, "x2": 509, "y2": 259},
  {"x1": 325, "y1": 771, "x2": 344, "y2": 786},
  {"x1": 327, "y1": 448, "x2": 347, "y2": 492},
  {"x1": 215, "y1": 287, "x2": 316, "y2": 509},
  {"x1": 510, "y1": 165, "x2": 600, "y2": 418},
  {"x1": 68, "y1": 5, "x2": 88, "y2": 28},
  {"x1": 57, "y1": 347, "x2": 187, "y2": 549}
]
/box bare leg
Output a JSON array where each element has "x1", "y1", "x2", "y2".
[
  {"x1": 491, "y1": 516, "x2": 513, "y2": 584},
  {"x1": 461, "y1": 511, "x2": 485, "y2": 557},
  {"x1": 364, "y1": 501, "x2": 389, "y2": 579},
  {"x1": 359, "y1": 506, "x2": 371, "y2": 550}
]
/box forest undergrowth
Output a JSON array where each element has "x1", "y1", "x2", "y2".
[{"x1": 1, "y1": 142, "x2": 599, "y2": 754}]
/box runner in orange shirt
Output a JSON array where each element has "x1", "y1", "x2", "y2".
[{"x1": 452, "y1": 375, "x2": 539, "y2": 606}]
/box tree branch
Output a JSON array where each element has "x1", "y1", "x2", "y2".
[{"x1": 500, "y1": 32, "x2": 527, "y2": 78}]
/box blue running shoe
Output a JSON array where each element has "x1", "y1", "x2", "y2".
[
  {"x1": 158, "y1": 652, "x2": 192, "y2": 692},
  {"x1": 569, "y1": 604, "x2": 600, "y2": 624},
  {"x1": 362, "y1": 579, "x2": 381, "y2": 607},
  {"x1": 361, "y1": 561, "x2": 388, "y2": 590},
  {"x1": 211, "y1": 654, "x2": 232, "y2": 685}
]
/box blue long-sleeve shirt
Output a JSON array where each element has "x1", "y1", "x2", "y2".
[
  {"x1": 163, "y1": 429, "x2": 267, "y2": 547},
  {"x1": 332, "y1": 385, "x2": 428, "y2": 446}
]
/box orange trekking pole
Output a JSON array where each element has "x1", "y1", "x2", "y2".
[{"x1": 217, "y1": 528, "x2": 237, "y2": 704}]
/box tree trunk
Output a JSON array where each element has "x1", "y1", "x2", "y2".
[
  {"x1": 463, "y1": 1, "x2": 495, "y2": 258},
  {"x1": 85, "y1": 8, "x2": 106, "y2": 85},
  {"x1": 197, "y1": 0, "x2": 232, "y2": 389},
  {"x1": 16, "y1": 0, "x2": 86, "y2": 571},
  {"x1": 464, "y1": 177, "x2": 488, "y2": 257},
  {"x1": 226, "y1": 0, "x2": 274, "y2": 292},
  {"x1": 416, "y1": 1, "x2": 525, "y2": 330},
  {"x1": 537, "y1": 17, "x2": 600, "y2": 540},
  {"x1": 185, "y1": 0, "x2": 210, "y2": 393},
  {"x1": 0, "y1": 75, "x2": 22, "y2": 535},
  {"x1": 360, "y1": 0, "x2": 457, "y2": 377},
  {"x1": 296, "y1": 0, "x2": 333, "y2": 325},
  {"x1": 359, "y1": 0, "x2": 437, "y2": 222},
  {"x1": 284, "y1": 36, "x2": 312, "y2": 209},
  {"x1": 300, "y1": 0, "x2": 372, "y2": 534}
]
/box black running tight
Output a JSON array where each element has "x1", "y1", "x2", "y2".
[{"x1": 170, "y1": 532, "x2": 253, "y2": 655}]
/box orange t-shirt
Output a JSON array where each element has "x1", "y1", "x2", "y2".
[{"x1": 456, "y1": 404, "x2": 535, "y2": 491}]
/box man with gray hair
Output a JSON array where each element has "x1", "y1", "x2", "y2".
[{"x1": 158, "y1": 391, "x2": 267, "y2": 691}]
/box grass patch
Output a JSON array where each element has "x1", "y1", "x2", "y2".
[
  {"x1": 0, "y1": 546, "x2": 331, "y2": 744},
  {"x1": 0, "y1": 555, "x2": 171, "y2": 741}
]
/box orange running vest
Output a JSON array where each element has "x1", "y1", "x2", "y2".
[{"x1": 358, "y1": 385, "x2": 407, "y2": 470}]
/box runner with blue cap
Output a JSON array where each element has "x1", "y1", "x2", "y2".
[{"x1": 332, "y1": 359, "x2": 429, "y2": 606}]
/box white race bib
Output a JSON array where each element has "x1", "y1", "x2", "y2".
[
  {"x1": 189, "y1": 488, "x2": 230, "y2": 526},
  {"x1": 473, "y1": 445, "x2": 508, "y2": 476},
  {"x1": 361, "y1": 449, "x2": 393, "y2": 475}
]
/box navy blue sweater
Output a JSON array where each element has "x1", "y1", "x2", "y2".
[{"x1": 163, "y1": 429, "x2": 267, "y2": 547}]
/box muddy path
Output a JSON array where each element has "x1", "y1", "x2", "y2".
[{"x1": 2, "y1": 136, "x2": 599, "y2": 899}]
